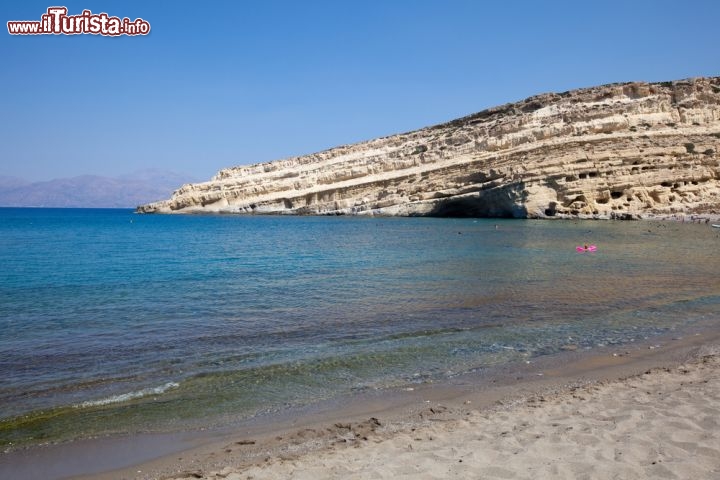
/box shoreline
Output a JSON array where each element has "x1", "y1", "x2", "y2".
[
  {"x1": 3, "y1": 325, "x2": 717, "y2": 479},
  {"x1": 133, "y1": 209, "x2": 720, "y2": 223},
  {"x1": 2, "y1": 214, "x2": 717, "y2": 480},
  {"x1": 200, "y1": 339, "x2": 720, "y2": 480},
  {"x1": 124, "y1": 328, "x2": 720, "y2": 480}
]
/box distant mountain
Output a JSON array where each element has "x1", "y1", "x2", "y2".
[{"x1": 0, "y1": 170, "x2": 199, "y2": 208}]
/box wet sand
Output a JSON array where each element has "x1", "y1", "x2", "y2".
[
  {"x1": 225, "y1": 347, "x2": 720, "y2": 480},
  {"x1": 3, "y1": 327, "x2": 712, "y2": 480}
]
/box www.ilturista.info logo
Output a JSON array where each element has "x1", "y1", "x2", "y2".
[{"x1": 7, "y1": 7, "x2": 150, "y2": 36}]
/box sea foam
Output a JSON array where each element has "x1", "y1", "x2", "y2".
[{"x1": 74, "y1": 382, "x2": 179, "y2": 408}]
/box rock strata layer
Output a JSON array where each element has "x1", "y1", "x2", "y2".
[{"x1": 138, "y1": 77, "x2": 720, "y2": 219}]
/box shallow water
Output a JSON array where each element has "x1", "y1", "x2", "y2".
[{"x1": 1, "y1": 208, "x2": 718, "y2": 447}]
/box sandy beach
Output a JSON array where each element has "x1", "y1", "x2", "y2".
[
  {"x1": 167, "y1": 346, "x2": 720, "y2": 480},
  {"x1": 57, "y1": 331, "x2": 716, "y2": 480}
]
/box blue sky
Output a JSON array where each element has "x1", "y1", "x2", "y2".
[{"x1": 2, "y1": 0, "x2": 718, "y2": 182}]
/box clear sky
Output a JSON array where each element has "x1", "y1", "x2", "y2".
[{"x1": 2, "y1": 0, "x2": 718, "y2": 182}]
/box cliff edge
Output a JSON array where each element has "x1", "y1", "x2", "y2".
[{"x1": 137, "y1": 77, "x2": 720, "y2": 219}]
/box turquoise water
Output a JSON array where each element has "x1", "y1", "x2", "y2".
[{"x1": 1, "y1": 208, "x2": 719, "y2": 446}]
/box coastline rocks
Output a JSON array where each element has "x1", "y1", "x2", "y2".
[{"x1": 137, "y1": 77, "x2": 720, "y2": 219}]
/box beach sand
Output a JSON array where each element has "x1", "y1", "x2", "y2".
[
  {"x1": 5, "y1": 333, "x2": 718, "y2": 480},
  {"x1": 108, "y1": 335, "x2": 720, "y2": 480}
]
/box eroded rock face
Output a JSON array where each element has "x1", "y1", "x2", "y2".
[{"x1": 137, "y1": 77, "x2": 720, "y2": 219}]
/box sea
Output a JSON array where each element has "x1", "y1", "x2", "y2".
[{"x1": 1, "y1": 208, "x2": 719, "y2": 449}]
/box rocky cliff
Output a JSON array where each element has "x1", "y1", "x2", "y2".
[{"x1": 137, "y1": 77, "x2": 720, "y2": 219}]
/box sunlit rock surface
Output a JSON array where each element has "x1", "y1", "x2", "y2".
[{"x1": 138, "y1": 77, "x2": 720, "y2": 219}]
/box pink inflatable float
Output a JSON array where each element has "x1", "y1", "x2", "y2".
[{"x1": 576, "y1": 245, "x2": 597, "y2": 252}]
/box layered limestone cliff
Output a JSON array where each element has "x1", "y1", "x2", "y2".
[{"x1": 138, "y1": 77, "x2": 720, "y2": 219}]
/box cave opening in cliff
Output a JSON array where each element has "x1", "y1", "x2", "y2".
[{"x1": 428, "y1": 196, "x2": 521, "y2": 218}]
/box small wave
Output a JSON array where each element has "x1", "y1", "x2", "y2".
[{"x1": 74, "y1": 382, "x2": 179, "y2": 408}]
